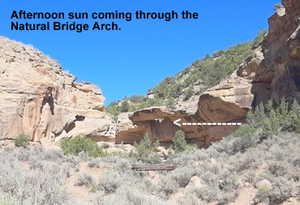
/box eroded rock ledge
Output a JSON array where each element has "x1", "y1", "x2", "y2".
[{"x1": 116, "y1": 0, "x2": 300, "y2": 146}]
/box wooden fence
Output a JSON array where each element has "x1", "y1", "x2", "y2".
[{"x1": 131, "y1": 164, "x2": 176, "y2": 171}]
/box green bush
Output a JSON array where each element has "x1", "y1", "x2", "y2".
[
  {"x1": 120, "y1": 101, "x2": 130, "y2": 112},
  {"x1": 274, "y1": 3, "x2": 283, "y2": 9},
  {"x1": 230, "y1": 99, "x2": 300, "y2": 154},
  {"x1": 183, "y1": 88, "x2": 194, "y2": 101},
  {"x1": 251, "y1": 100, "x2": 300, "y2": 136},
  {"x1": 172, "y1": 130, "x2": 195, "y2": 153},
  {"x1": 106, "y1": 102, "x2": 121, "y2": 117},
  {"x1": 252, "y1": 30, "x2": 267, "y2": 48},
  {"x1": 231, "y1": 125, "x2": 259, "y2": 153},
  {"x1": 14, "y1": 135, "x2": 30, "y2": 148},
  {"x1": 60, "y1": 136, "x2": 106, "y2": 157},
  {"x1": 173, "y1": 130, "x2": 187, "y2": 153},
  {"x1": 166, "y1": 98, "x2": 176, "y2": 110},
  {"x1": 134, "y1": 133, "x2": 160, "y2": 163}
]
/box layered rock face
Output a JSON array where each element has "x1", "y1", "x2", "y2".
[
  {"x1": 0, "y1": 37, "x2": 113, "y2": 142},
  {"x1": 116, "y1": 0, "x2": 300, "y2": 146},
  {"x1": 255, "y1": 0, "x2": 300, "y2": 103}
]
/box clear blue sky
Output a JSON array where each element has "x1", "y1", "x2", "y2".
[{"x1": 1, "y1": 0, "x2": 279, "y2": 105}]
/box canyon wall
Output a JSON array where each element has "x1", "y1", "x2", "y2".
[
  {"x1": 116, "y1": 0, "x2": 300, "y2": 146},
  {"x1": 0, "y1": 37, "x2": 114, "y2": 143}
]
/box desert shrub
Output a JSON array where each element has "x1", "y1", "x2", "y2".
[
  {"x1": 14, "y1": 135, "x2": 30, "y2": 148},
  {"x1": 88, "y1": 161, "x2": 99, "y2": 168},
  {"x1": 183, "y1": 87, "x2": 194, "y2": 101},
  {"x1": 95, "y1": 186, "x2": 168, "y2": 205},
  {"x1": 60, "y1": 136, "x2": 106, "y2": 158},
  {"x1": 124, "y1": 188, "x2": 165, "y2": 205},
  {"x1": 172, "y1": 130, "x2": 196, "y2": 153},
  {"x1": 229, "y1": 99, "x2": 300, "y2": 154},
  {"x1": 252, "y1": 100, "x2": 300, "y2": 136},
  {"x1": 134, "y1": 133, "x2": 160, "y2": 163},
  {"x1": 120, "y1": 101, "x2": 130, "y2": 112},
  {"x1": 234, "y1": 151, "x2": 259, "y2": 172},
  {"x1": 170, "y1": 166, "x2": 196, "y2": 187},
  {"x1": 0, "y1": 149, "x2": 70, "y2": 205},
  {"x1": 172, "y1": 130, "x2": 187, "y2": 153},
  {"x1": 0, "y1": 193, "x2": 16, "y2": 205},
  {"x1": 166, "y1": 98, "x2": 176, "y2": 110},
  {"x1": 129, "y1": 95, "x2": 145, "y2": 103},
  {"x1": 76, "y1": 173, "x2": 95, "y2": 187},
  {"x1": 157, "y1": 176, "x2": 179, "y2": 197},
  {"x1": 243, "y1": 171, "x2": 256, "y2": 184},
  {"x1": 98, "y1": 172, "x2": 123, "y2": 194},
  {"x1": 43, "y1": 149, "x2": 64, "y2": 161},
  {"x1": 268, "y1": 161, "x2": 288, "y2": 177},
  {"x1": 194, "y1": 186, "x2": 218, "y2": 202},
  {"x1": 231, "y1": 125, "x2": 260, "y2": 153},
  {"x1": 274, "y1": 3, "x2": 283, "y2": 9},
  {"x1": 177, "y1": 193, "x2": 205, "y2": 205},
  {"x1": 106, "y1": 102, "x2": 121, "y2": 117},
  {"x1": 254, "y1": 177, "x2": 294, "y2": 205},
  {"x1": 15, "y1": 148, "x2": 31, "y2": 161},
  {"x1": 252, "y1": 30, "x2": 267, "y2": 48}
]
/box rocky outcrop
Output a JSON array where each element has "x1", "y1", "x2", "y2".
[
  {"x1": 256, "y1": 0, "x2": 300, "y2": 103},
  {"x1": 116, "y1": 0, "x2": 300, "y2": 146},
  {"x1": 116, "y1": 66, "x2": 256, "y2": 146},
  {"x1": 0, "y1": 37, "x2": 114, "y2": 142},
  {"x1": 116, "y1": 107, "x2": 187, "y2": 144}
]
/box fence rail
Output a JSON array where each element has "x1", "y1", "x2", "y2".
[{"x1": 131, "y1": 164, "x2": 176, "y2": 171}]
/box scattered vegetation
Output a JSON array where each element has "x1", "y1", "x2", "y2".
[
  {"x1": 14, "y1": 135, "x2": 30, "y2": 148},
  {"x1": 252, "y1": 30, "x2": 267, "y2": 48},
  {"x1": 275, "y1": 3, "x2": 283, "y2": 9},
  {"x1": 2, "y1": 27, "x2": 300, "y2": 204},
  {"x1": 106, "y1": 31, "x2": 266, "y2": 116},
  {"x1": 0, "y1": 98, "x2": 300, "y2": 204},
  {"x1": 0, "y1": 148, "x2": 71, "y2": 205},
  {"x1": 183, "y1": 87, "x2": 194, "y2": 101},
  {"x1": 172, "y1": 130, "x2": 194, "y2": 153},
  {"x1": 133, "y1": 133, "x2": 161, "y2": 163},
  {"x1": 75, "y1": 173, "x2": 96, "y2": 188},
  {"x1": 60, "y1": 136, "x2": 107, "y2": 157},
  {"x1": 228, "y1": 99, "x2": 300, "y2": 154}
]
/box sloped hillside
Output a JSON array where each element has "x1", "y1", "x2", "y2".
[
  {"x1": 112, "y1": 0, "x2": 300, "y2": 147},
  {"x1": 113, "y1": 34, "x2": 266, "y2": 146},
  {"x1": 106, "y1": 32, "x2": 265, "y2": 116}
]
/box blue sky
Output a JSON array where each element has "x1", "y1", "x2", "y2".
[{"x1": 1, "y1": 0, "x2": 279, "y2": 105}]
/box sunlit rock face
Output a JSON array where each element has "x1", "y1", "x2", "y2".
[
  {"x1": 116, "y1": 0, "x2": 300, "y2": 147},
  {"x1": 0, "y1": 37, "x2": 114, "y2": 142}
]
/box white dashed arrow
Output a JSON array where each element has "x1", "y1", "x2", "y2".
[{"x1": 173, "y1": 119, "x2": 242, "y2": 127}]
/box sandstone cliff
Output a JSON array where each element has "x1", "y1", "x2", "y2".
[
  {"x1": 0, "y1": 37, "x2": 114, "y2": 142},
  {"x1": 116, "y1": 0, "x2": 300, "y2": 146}
]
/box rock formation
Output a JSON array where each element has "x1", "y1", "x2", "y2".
[
  {"x1": 0, "y1": 37, "x2": 114, "y2": 142},
  {"x1": 1, "y1": 0, "x2": 298, "y2": 147},
  {"x1": 116, "y1": 0, "x2": 300, "y2": 146}
]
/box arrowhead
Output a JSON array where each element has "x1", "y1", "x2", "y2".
[{"x1": 174, "y1": 119, "x2": 182, "y2": 127}]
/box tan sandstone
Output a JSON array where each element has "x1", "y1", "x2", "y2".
[{"x1": 0, "y1": 37, "x2": 114, "y2": 142}]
